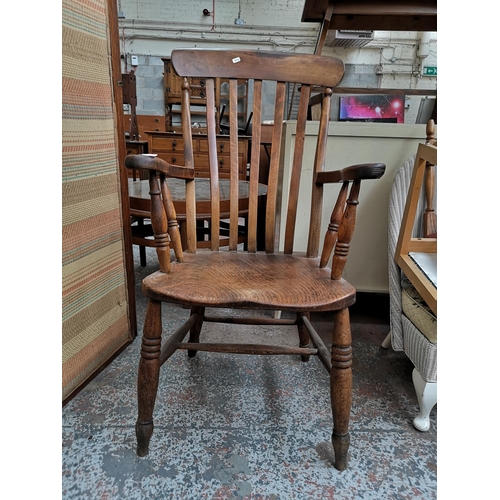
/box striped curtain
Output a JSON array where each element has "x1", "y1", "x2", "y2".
[{"x1": 62, "y1": 0, "x2": 131, "y2": 400}]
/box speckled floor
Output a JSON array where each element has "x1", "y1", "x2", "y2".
[{"x1": 62, "y1": 246, "x2": 437, "y2": 499}]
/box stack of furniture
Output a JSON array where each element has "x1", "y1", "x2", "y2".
[{"x1": 162, "y1": 57, "x2": 248, "y2": 134}]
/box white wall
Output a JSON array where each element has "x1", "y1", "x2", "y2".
[{"x1": 117, "y1": 0, "x2": 437, "y2": 122}]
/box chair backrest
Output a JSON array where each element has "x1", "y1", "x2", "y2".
[
  {"x1": 172, "y1": 49, "x2": 345, "y2": 253},
  {"x1": 125, "y1": 49, "x2": 385, "y2": 277}
]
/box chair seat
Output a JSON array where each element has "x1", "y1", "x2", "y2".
[{"x1": 142, "y1": 251, "x2": 356, "y2": 312}]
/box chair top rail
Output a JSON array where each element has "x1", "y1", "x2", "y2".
[{"x1": 171, "y1": 49, "x2": 344, "y2": 88}]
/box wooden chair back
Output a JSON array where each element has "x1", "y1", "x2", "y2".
[
  {"x1": 125, "y1": 50, "x2": 385, "y2": 279},
  {"x1": 172, "y1": 49, "x2": 345, "y2": 254}
]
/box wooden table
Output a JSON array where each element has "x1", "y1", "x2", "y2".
[
  {"x1": 302, "y1": 0, "x2": 437, "y2": 54},
  {"x1": 128, "y1": 178, "x2": 268, "y2": 264}
]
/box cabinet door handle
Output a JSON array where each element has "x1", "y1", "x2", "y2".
[
  {"x1": 219, "y1": 142, "x2": 225, "y2": 150},
  {"x1": 172, "y1": 141, "x2": 177, "y2": 148},
  {"x1": 219, "y1": 159, "x2": 224, "y2": 167},
  {"x1": 172, "y1": 157, "x2": 177, "y2": 163},
  {"x1": 200, "y1": 91, "x2": 205, "y2": 98}
]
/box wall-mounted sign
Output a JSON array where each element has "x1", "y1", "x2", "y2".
[{"x1": 423, "y1": 66, "x2": 437, "y2": 76}]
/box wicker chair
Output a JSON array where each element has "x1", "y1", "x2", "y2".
[{"x1": 383, "y1": 144, "x2": 437, "y2": 431}]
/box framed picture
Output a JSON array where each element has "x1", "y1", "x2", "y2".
[{"x1": 339, "y1": 95, "x2": 405, "y2": 123}]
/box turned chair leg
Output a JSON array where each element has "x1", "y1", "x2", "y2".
[
  {"x1": 412, "y1": 368, "x2": 437, "y2": 432},
  {"x1": 187, "y1": 306, "x2": 205, "y2": 358},
  {"x1": 330, "y1": 308, "x2": 353, "y2": 471},
  {"x1": 136, "y1": 299, "x2": 163, "y2": 457},
  {"x1": 297, "y1": 312, "x2": 312, "y2": 362}
]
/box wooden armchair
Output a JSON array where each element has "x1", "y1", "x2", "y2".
[{"x1": 124, "y1": 49, "x2": 385, "y2": 471}]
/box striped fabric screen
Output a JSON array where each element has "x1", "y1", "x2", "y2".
[{"x1": 62, "y1": 0, "x2": 131, "y2": 400}]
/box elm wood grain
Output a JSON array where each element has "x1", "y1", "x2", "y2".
[{"x1": 125, "y1": 49, "x2": 386, "y2": 471}]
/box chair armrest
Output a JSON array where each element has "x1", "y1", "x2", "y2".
[
  {"x1": 316, "y1": 163, "x2": 386, "y2": 184},
  {"x1": 125, "y1": 154, "x2": 195, "y2": 180}
]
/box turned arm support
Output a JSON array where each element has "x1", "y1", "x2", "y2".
[
  {"x1": 318, "y1": 163, "x2": 386, "y2": 277},
  {"x1": 125, "y1": 155, "x2": 193, "y2": 271}
]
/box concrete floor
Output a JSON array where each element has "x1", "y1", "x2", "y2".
[{"x1": 62, "y1": 246, "x2": 437, "y2": 499}]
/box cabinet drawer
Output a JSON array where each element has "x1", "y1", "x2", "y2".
[
  {"x1": 126, "y1": 145, "x2": 141, "y2": 155},
  {"x1": 198, "y1": 139, "x2": 231, "y2": 154},
  {"x1": 157, "y1": 152, "x2": 185, "y2": 166},
  {"x1": 194, "y1": 154, "x2": 245, "y2": 176},
  {"x1": 151, "y1": 136, "x2": 184, "y2": 152}
]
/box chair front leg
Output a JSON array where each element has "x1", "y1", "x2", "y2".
[
  {"x1": 136, "y1": 299, "x2": 163, "y2": 457},
  {"x1": 330, "y1": 307, "x2": 352, "y2": 471}
]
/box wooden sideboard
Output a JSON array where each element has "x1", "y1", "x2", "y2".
[
  {"x1": 125, "y1": 140, "x2": 149, "y2": 180},
  {"x1": 145, "y1": 131, "x2": 251, "y2": 180}
]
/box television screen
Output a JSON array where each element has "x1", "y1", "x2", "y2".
[{"x1": 339, "y1": 95, "x2": 405, "y2": 123}]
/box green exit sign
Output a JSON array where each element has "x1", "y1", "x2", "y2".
[{"x1": 423, "y1": 66, "x2": 437, "y2": 76}]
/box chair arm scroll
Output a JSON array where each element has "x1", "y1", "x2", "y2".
[{"x1": 316, "y1": 163, "x2": 386, "y2": 184}]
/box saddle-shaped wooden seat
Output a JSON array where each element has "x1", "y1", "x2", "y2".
[{"x1": 125, "y1": 49, "x2": 385, "y2": 471}]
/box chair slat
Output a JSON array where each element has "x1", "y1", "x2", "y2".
[
  {"x1": 148, "y1": 171, "x2": 170, "y2": 272},
  {"x1": 229, "y1": 79, "x2": 239, "y2": 250},
  {"x1": 284, "y1": 84, "x2": 311, "y2": 254},
  {"x1": 265, "y1": 81, "x2": 286, "y2": 253},
  {"x1": 181, "y1": 77, "x2": 196, "y2": 253},
  {"x1": 205, "y1": 78, "x2": 220, "y2": 250},
  {"x1": 307, "y1": 89, "x2": 332, "y2": 258},
  {"x1": 247, "y1": 80, "x2": 263, "y2": 252}
]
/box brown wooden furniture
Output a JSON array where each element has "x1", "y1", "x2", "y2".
[
  {"x1": 124, "y1": 49, "x2": 385, "y2": 471},
  {"x1": 128, "y1": 177, "x2": 267, "y2": 264},
  {"x1": 302, "y1": 0, "x2": 437, "y2": 54},
  {"x1": 162, "y1": 58, "x2": 249, "y2": 134},
  {"x1": 145, "y1": 131, "x2": 251, "y2": 180},
  {"x1": 121, "y1": 71, "x2": 139, "y2": 140},
  {"x1": 394, "y1": 140, "x2": 437, "y2": 315},
  {"x1": 125, "y1": 140, "x2": 149, "y2": 180},
  {"x1": 302, "y1": 0, "x2": 438, "y2": 119}
]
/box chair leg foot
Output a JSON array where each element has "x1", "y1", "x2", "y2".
[
  {"x1": 412, "y1": 368, "x2": 437, "y2": 432},
  {"x1": 136, "y1": 421, "x2": 153, "y2": 457},
  {"x1": 381, "y1": 331, "x2": 392, "y2": 349},
  {"x1": 332, "y1": 431, "x2": 350, "y2": 471}
]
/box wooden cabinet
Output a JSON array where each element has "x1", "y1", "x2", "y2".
[
  {"x1": 162, "y1": 58, "x2": 248, "y2": 134},
  {"x1": 125, "y1": 140, "x2": 149, "y2": 180},
  {"x1": 146, "y1": 131, "x2": 250, "y2": 180}
]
